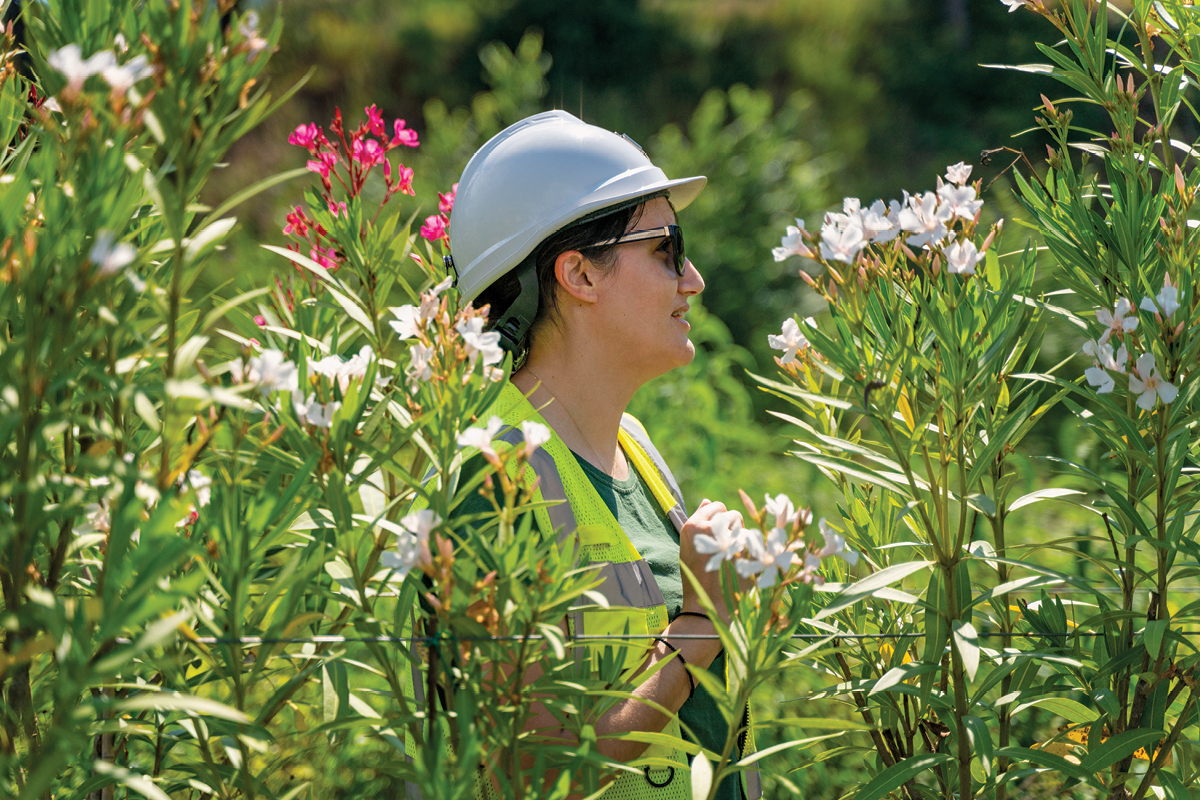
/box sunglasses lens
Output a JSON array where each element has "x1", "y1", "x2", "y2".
[{"x1": 671, "y1": 226, "x2": 685, "y2": 275}]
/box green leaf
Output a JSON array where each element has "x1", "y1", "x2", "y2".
[
  {"x1": 952, "y1": 620, "x2": 980, "y2": 681},
  {"x1": 133, "y1": 392, "x2": 160, "y2": 429},
  {"x1": 1079, "y1": 729, "x2": 1165, "y2": 773},
  {"x1": 853, "y1": 753, "x2": 953, "y2": 800},
  {"x1": 995, "y1": 746, "x2": 1093, "y2": 783},
  {"x1": 813, "y1": 561, "x2": 933, "y2": 620},
  {"x1": 262, "y1": 243, "x2": 338, "y2": 285},
  {"x1": 1008, "y1": 488, "x2": 1085, "y2": 512},
  {"x1": 980, "y1": 62, "x2": 1056, "y2": 74},
  {"x1": 91, "y1": 762, "x2": 171, "y2": 800},
  {"x1": 324, "y1": 284, "x2": 375, "y2": 331},
  {"x1": 870, "y1": 663, "x2": 937, "y2": 695},
  {"x1": 184, "y1": 218, "x2": 237, "y2": 266},
  {"x1": 1144, "y1": 619, "x2": 1166, "y2": 659},
  {"x1": 963, "y1": 715, "x2": 992, "y2": 775},
  {"x1": 798, "y1": 453, "x2": 915, "y2": 498},
  {"x1": 967, "y1": 493, "x2": 997, "y2": 518},
  {"x1": 116, "y1": 693, "x2": 250, "y2": 723},
  {"x1": 1011, "y1": 697, "x2": 1098, "y2": 722}
]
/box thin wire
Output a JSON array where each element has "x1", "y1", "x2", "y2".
[{"x1": 178, "y1": 630, "x2": 1200, "y2": 646}]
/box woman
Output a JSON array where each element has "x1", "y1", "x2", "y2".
[{"x1": 427, "y1": 110, "x2": 760, "y2": 800}]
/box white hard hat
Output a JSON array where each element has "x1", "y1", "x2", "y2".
[{"x1": 449, "y1": 110, "x2": 706, "y2": 302}]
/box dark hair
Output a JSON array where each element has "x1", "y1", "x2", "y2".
[{"x1": 477, "y1": 194, "x2": 662, "y2": 364}]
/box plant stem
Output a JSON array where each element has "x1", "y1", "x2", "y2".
[{"x1": 944, "y1": 557, "x2": 974, "y2": 800}]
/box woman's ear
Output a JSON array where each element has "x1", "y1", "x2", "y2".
[{"x1": 554, "y1": 250, "x2": 601, "y2": 305}]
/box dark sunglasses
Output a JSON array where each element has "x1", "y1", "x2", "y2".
[{"x1": 591, "y1": 224, "x2": 686, "y2": 276}]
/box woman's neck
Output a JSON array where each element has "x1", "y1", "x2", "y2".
[{"x1": 512, "y1": 349, "x2": 636, "y2": 479}]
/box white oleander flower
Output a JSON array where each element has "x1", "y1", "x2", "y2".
[
  {"x1": 519, "y1": 420, "x2": 551, "y2": 457},
  {"x1": 767, "y1": 318, "x2": 809, "y2": 365},
  {"x1": 1140, "y1": 275, "x2": 1180, "y2": 318},
  {"x1": 456, "y1": 317, "x2": 504, "y2": 371},
  {"x1": 899, "y1": 191, "x2": 952, "y2": 248},
  {"x1": 772, "y1": 219, "x2": 815, "y2": 261},
  {"x1": 814, "y1": 518, "x2": 859, "y2": 566},
  {"x1": 293, "y1": 394, "x2": 341, "y2": 427},
  {"x1": 47, "y1": 44, "x2": 116, "y2": 92},
  {"x1": 101, "y1": 55, "x2": 154, "y2": 95},
  {"x1": 693, "y1": 510, "x2": 747, "y2": 572},
  {"x1": 944, "y1": 240, "x2": 983, "y2": 275},
  {"x1": 240, "y1": 350, "x2": 299, "y2": 393},
  {"x1": 1128, "y1": 353, "x2": 1178, "y2": 411},
  {"x1": 763, "y1": 493, "x2": 801, "y2": 530},
  {"x1": 89, "y1": 230, "x2": 136, "y2": 275},
  {"x1": 1096, "y1": 298, "x2": 1138, "y2": 344},
  {"x1": 945, "y1": 162, "x2": 973, "y2": 186},
  {"x1": 380, "y1": 509, "x2": 440, "y2": 580},
  {"x1": 936, "y1": 183, "x2": 983, "y2": 221},
  {"x1": 736, "y1": 527, "x2": 796, "y2": 588},
  {"x1": 457, "y1": 416, "x2": 506, "y2": 461}
]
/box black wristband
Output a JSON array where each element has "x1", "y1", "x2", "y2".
[
  {"x1": 674, "y1": 611, "x2": 712, "y2": 623},
  {"x1": 655, "y1": 637, "x2": 695, "y2": 700}
]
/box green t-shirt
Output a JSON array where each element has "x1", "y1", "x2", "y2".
[
  {"x1": 571, "y1": 454, "x2": 744, "y2": 800},
  {"x1": 454, "y1": 450, "x2": 745, "y2": 800}
]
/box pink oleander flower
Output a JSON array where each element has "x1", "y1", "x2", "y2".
[
  {"x1": 351, "y1": 137, "x2": 385, "y2": 166},
  {"x1": 392, "y1": 119, "x2": 419, "y2": 147},
  {"x1": 439, "y1": 183, "x2": 458, "y2": 215},
  {"x1": 420, "y1": 214, "x2": 448, "y2": 242},
  {"x1": 283, "y1": 206, "x2": 309, "y2": 237},
  {"x1": 306, "y1": 159, "x2": 330, "y2": 179},
  {"x1": 288, "y1": 123, "x2": 319, "y2": 149},
  {"x1": 365, "y1": 104, "x2": 386, "y2": 138},
  {"x1": 254, "y1": 315, "x2": 266, "y2": 326},
  {"x1": 310, "y1": 245, "x2": 339, "y2": 270},
  {"x1": 329, "y1": 199, "x2": 347, "y2": 217},
  {"x1": 394, "y1": 164, "x2": 415, "y2": 196}
]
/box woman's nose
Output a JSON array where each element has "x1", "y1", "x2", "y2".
[{"x1": 679, "y1": 257, "x2": 704, "y2": 295}]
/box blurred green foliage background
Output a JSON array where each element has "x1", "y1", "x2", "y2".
[
  {"x1": 190, "y1": 1, "x2": 1115, "y2": 794},
  {"x1": 212, "y1": 0, "x2": 1080, "y2": 496}
]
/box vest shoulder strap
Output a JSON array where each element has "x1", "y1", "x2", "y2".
[{"x1": 618, "y1": 413, "x2": 689, "y2": 533}]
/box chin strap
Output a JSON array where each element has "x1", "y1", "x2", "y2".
[{"x1": 493, "y1": 258, "x2": 540, "y2": 355}]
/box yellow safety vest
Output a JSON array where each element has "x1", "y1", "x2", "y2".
[{"x1": 403, "y1": 382, "x2": 761, "y2": 800}]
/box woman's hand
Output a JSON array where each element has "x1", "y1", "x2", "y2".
[{"x1": 678, "y1": 499, "x2": 745, "y2": 623}]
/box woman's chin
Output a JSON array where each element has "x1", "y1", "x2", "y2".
[{"x1": 675, "y1": 339, "x2": 697, "y2": 368}]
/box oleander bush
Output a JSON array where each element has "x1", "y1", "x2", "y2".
[{"x1": 6, "y1": 1, "x2": 1200, "y2": 799}]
